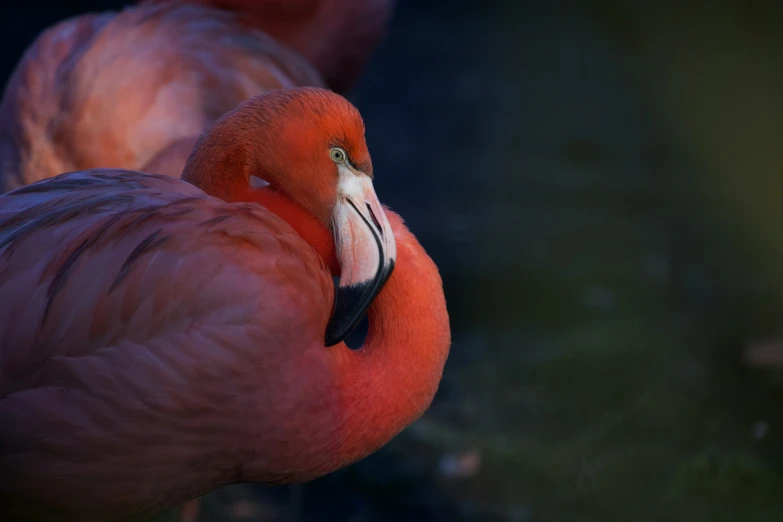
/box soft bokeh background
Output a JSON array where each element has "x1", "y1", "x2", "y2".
[{"x1": 4, "y1": 0, "x2": 783, "y2": 520}]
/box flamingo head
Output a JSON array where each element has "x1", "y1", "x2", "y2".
[{"x1": 183, "y1": 87, "x2": 396, "y2": 346}]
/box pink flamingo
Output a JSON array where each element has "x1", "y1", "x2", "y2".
[
  {"x1": 0, "y1": 87, "x2": 450, "y2": 521},
  {"x1": 0, "y1": 0, "x2": 395, "y2": 191}
]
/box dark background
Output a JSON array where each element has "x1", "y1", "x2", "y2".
[{"x1": 5, "y1": 1, "x2": 783, "y2": 521}]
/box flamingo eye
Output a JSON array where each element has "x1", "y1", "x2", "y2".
[{"x1": 329, "y1": 147, "x2": 346, "y2": 163}]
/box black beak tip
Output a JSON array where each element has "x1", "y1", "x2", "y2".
[
  {"x1": 324, "y1": 331, "x2": 342, "y2": 347},
  {"x1": 323, "y1": 260, "x2": 395, "y2": 347},
  {"x1": 324, "y1": 281, "x2": 373, "y2": 347}
]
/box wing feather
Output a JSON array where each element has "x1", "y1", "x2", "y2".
[
  {"x1": 0, "y1": 169, "x2": 337, "y2": 516},
  {"x1": 0, "y1": 169, "x2": 333, "y2": 396}
]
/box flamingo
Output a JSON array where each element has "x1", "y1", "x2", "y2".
[
  {"x1": 0, "y1": 0, "x2": 395, "y2": 192},
  {"x1": 0, "y1": 87, "x2": 450, "y2": 521}
]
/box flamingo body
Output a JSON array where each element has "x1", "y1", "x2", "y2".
[{"x1": 0, "y1": 170, "x2": 332, "y2": 519}]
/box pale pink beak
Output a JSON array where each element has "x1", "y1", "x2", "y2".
[{"x1": 325, "y1": 164, "x2": 396, "y2": 346}]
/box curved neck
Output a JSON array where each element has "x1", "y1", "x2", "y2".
[
  {"x1": 188, "y1": 171, "x2": 450, "y2": 469},
  {"x1": 332, "y1": 211, "x2": 451, "y2": 461},
  {"x1": 234, "y1": 190, "x2": 450, "y2": 423},
  {"x1": 235, "y1": 190, "x2": 450, "y2": 445},
  {"x1": 232, "y1": 188, "x2": 450, "y2": 460}
]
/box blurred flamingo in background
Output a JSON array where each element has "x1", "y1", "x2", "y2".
[
  {"x1": 0, "y1": 0, "x2": 395, "y2": 192},
  {"x1": 0, "y1": 87, "x2": 450, "y2": 521},
  {"x1": 142, "y1": 0, "x2": 395, "y2": 94}
]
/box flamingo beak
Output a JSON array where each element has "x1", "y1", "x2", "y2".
[{"x1": 325, "y1": 164, "x2": 396, "y2": 346}]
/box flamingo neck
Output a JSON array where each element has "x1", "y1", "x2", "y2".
[
  {"x1": 237, "y1": 190, "x2": 450, "y2": 467},
  {"x1": 211, "y1": 182, "x2": 450, "y2": 475},
  {"x1": 332, "y1": 211, "x2": 451, "y2": 462}
]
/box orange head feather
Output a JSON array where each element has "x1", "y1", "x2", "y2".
[
  {"x1": 182, "y1": 87, "x2": 371, "y2": 227},
  {"x1": 182, "y1": 87, "x2": 394, "y2": 345}
]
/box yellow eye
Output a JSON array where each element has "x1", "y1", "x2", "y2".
[{"x1": 329, "y1": 147, "x2": 346, "y2": 163}]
